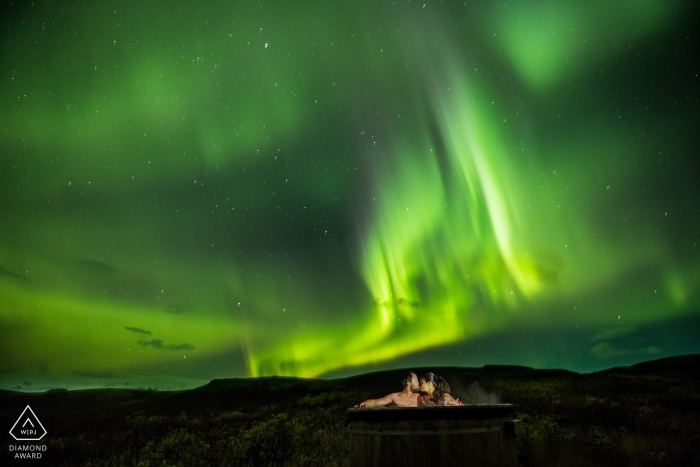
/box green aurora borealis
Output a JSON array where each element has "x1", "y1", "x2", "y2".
[{"x1": 1, "y1": 0, "x2": 699, "y2": 388}]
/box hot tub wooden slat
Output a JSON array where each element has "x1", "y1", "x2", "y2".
[
  {"x1": 365, "y1": 423, "x2": 379, "y2": 466},
  {"x1": 425, "y1": 419, "x2": 439, "y2": 465},
  {"x1": 350, "y1": 427, "x2": 355, "y2": 466},
  {"x1": 350, "y1": 421, "x2": 359, "y2": 466},
  {"x1": 497, "y1": 417, "x2": 515, "y2": 467},
  {"x1": 395, "y1": 420, "x2": 410, "y2": 467},
  {"x1": 483, "y1": 417, "x2": 497, "y2": 467},
  {"x1": 437, "y1": 425, "x2": 449, "y2": 466},
  {"x1": 457, "y1": 415, "x2": 470, "y2": 466},
  {"x1": 437, "y1": 419, "x2": 449, "y2": 467},
  {"x1": 354, "y1": 422, "x2": 367, "y2": 465},
  {"x1": 348, "y1": 405, "x2": 517, "y2": 467},
  {"x1": 473, "y1": 420, "x2": 482, "y2": 466},
  {"x1": 380, "y1": 421, "x2": 392, "y2": 466},
  {"x1": 415, "y1": 418, "x2": 427, "y2": 467},
  {"x1": 372, "y1": 431, "x2": 380, "y2": 467},
  {"x1": 493, "y1": 421, "x2": 505, "y2": 467},
  {"x1": 493, "y1": 419, "x2": 504, "y2": 467},
  {"x1": 447, "y1": 422, "x2": 463, "y2": 467},
  {"x1": 474, "y1": 429, "x2": 487, "y2": 467}
]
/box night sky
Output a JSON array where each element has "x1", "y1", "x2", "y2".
[{"x1": 1, "y1": 0, "x2": 699, "y2": 390}]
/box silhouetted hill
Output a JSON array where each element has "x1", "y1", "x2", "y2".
[
  {"x1": 603, "y1": 353, "x2": 700, "y2": 374},
  {"x1": 1, "y1": 354, "x2": 698, "y2": 466}
]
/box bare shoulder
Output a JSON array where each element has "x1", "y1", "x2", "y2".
[{"x1": 394, "y1": 391, "x2": 419, "y2": 407}]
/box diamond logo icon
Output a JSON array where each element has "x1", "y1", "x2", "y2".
[{"x1": 9, "y1": 406, "x2": 47, "y2": 441}]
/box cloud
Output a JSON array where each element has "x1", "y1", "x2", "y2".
[
  {"x1": 73, "y1": 371, "x2": 114, "y2": 377},
  {"x1": 591, "y1": 343, "x2": 664, "y2": 360},
  {"x1": 591, "y1": 326, "x2": 636, "y2": 342},
  {"x1": 138, "y1": 339, "x2": 163, "y2": 348},
  {"x1": 591, "y1": 343, "x2": 615, "y2": 360},
  {"x1": 0, "y1": 264, "x2": 28, "y2": 282},
  {"x1": 137, "y1": 339, "x2": 194, "y2": 351},
  {"x1": 165, "y1": 343, "x2": 195, "y2": 351},
  {"x1": 125, "y1": 327, "x2": 152, "y2": 335},
  {"x1": 74, "y1": 259, "x2": 118, "y2": 276},
  {"x1": 640, "y1": 346, "x2": 663, "y2": 356}
]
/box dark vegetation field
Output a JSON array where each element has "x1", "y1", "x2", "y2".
[{"x1": 2, "y1": 355, "x2": 699, "y2": 466}]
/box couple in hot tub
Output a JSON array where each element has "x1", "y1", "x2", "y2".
[{"x1": 355, "y1": 371, "x2": 463, "y2": 408}]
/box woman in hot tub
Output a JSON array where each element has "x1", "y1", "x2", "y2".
[{"x1": 417, "y1": 372, "x2": 463, "y2": 406}]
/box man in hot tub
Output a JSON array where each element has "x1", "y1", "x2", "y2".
[{"x1": 354, "y1": 372, "x2": 420, "y2": 407}]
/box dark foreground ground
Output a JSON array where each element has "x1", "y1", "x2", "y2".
[{"x1": 1, "y1": 355, "x2": 699, "y2": 466}]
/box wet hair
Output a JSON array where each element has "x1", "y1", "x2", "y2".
[
  {"x1": 420, "y1": 372, "x2": 451, "y2": 405},
  {"x1": 401, "y1": 372, "x2": 416, "y2": 388}
]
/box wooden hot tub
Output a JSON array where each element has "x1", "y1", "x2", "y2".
[{"x1": 347, "y1": 404, "x2": 517, "y2": 467}]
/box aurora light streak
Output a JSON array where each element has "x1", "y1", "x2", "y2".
[{"x1": 1, "y1": 0, "x2": 698, "y2": 389}]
